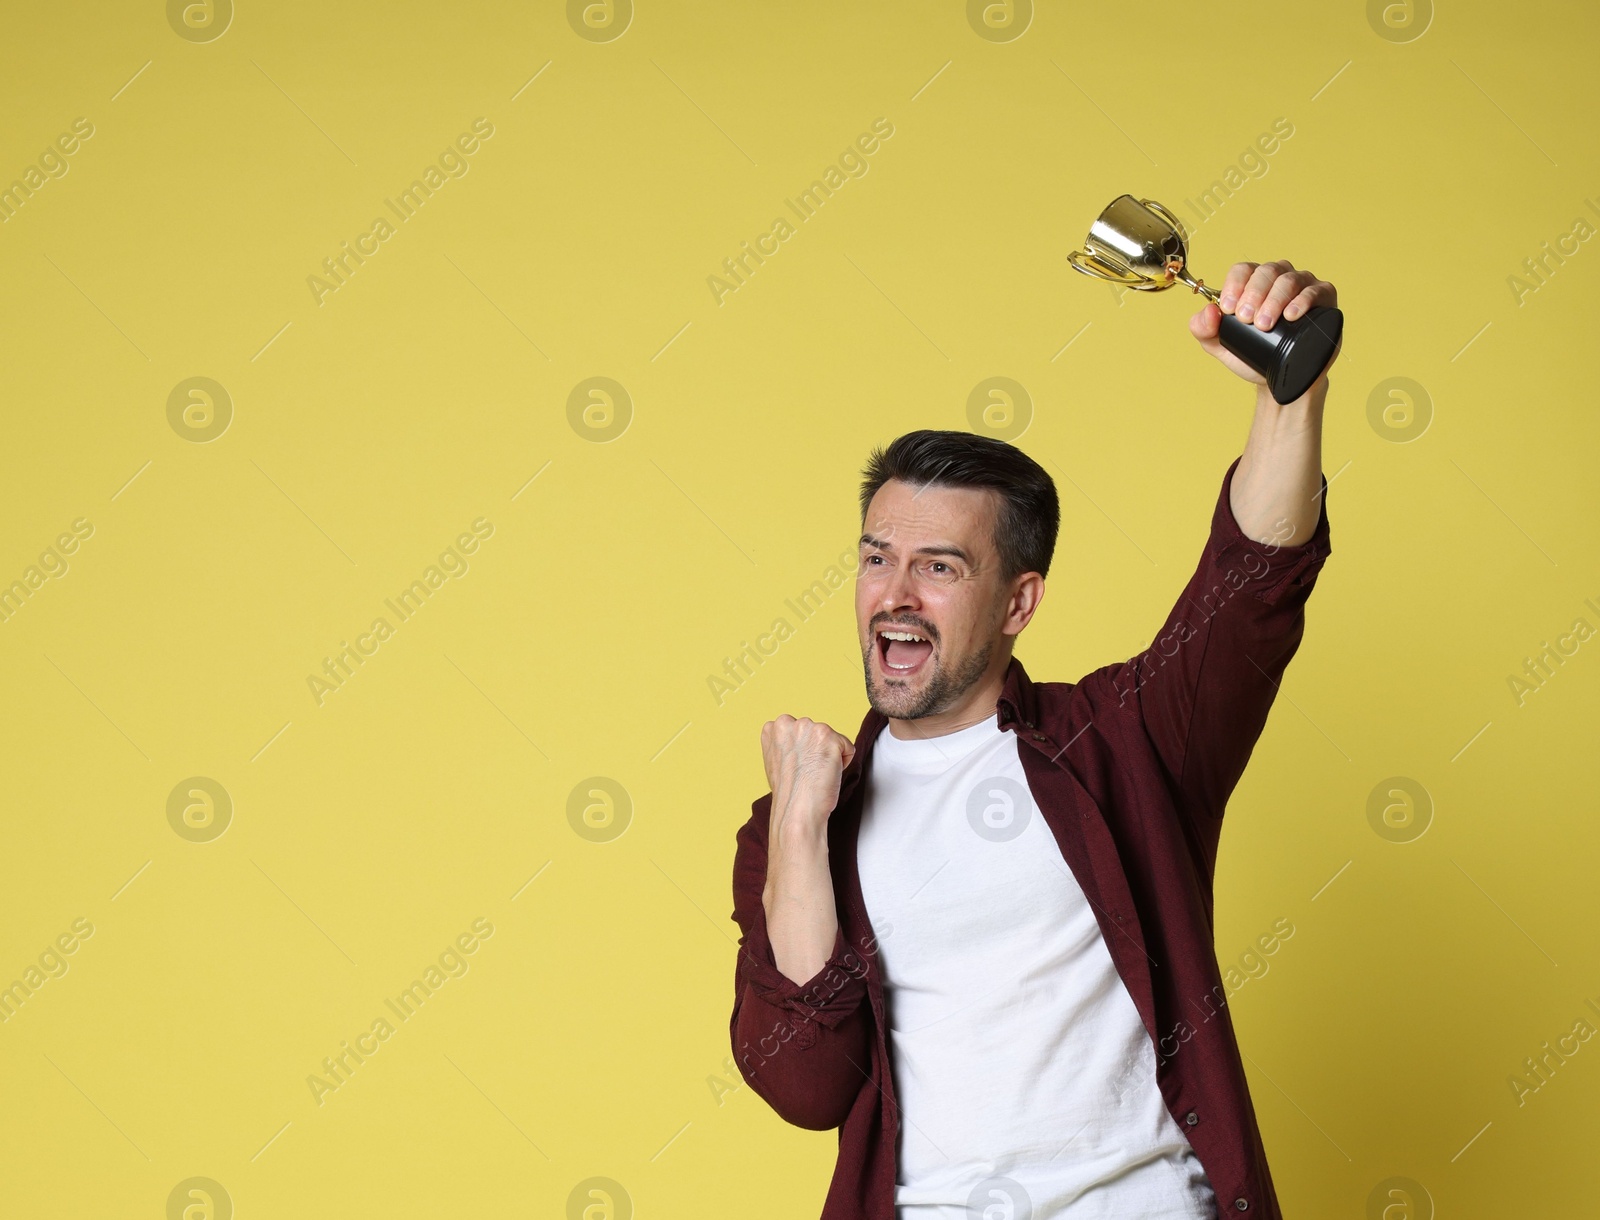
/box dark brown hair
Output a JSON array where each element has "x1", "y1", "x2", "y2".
[{"x1": 858, "y1": 430, "x2": 1060, "y2": 581}]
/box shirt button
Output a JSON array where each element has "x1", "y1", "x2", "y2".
[
  {"x1": 1234, "y1": 1198, "x2": 1249, "y2": 1211},
  {"x1": 1185, "y1": 1110, "x2": 1198, "y2": 1126}
]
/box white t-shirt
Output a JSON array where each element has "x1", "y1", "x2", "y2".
[{"x1": 856, "y1": 714, "x2": 1217, "y2": 1219}]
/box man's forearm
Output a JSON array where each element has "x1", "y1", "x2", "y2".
[
  {"x1": 763, "y1": 818, "x2": 839, "y2": 985},
  {"x1": 1229, "y1": 377, "x2": 1327, "y2": 546}
]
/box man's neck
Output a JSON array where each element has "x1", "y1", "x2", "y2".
[{"x1": 885, "y1": 665, "x2": 1009, "y2": 740}]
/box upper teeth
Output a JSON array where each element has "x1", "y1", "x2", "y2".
[{"x1": 882, "y1": 631, "x2": 925, "y2": 642}]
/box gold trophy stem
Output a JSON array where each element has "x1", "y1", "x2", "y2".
[{"x1": 1166, "y1": 257, "x2": 1221, "y2": 304}]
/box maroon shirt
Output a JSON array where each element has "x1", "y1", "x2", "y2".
[{"x1": 729, "y1": 457, "x2": 1332, "y2": 1219}]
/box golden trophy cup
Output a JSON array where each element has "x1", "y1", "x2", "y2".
[{"x1": 1068, "y1": 194, "x2": 1343, "y2": 404}]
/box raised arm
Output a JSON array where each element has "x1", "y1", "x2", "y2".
[{"x1": 1079, "y1": 260, "x2": 1339, "y2": 872}]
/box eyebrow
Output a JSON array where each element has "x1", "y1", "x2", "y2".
[{"x1": 859, "y1": 533, "x2": 974, "y2": 564}]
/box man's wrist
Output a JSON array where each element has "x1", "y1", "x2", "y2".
[
  {"x1": 770, "y1": 796, "x2": 833, "y2": 846},
  {"x1": 1252, "y1": 375, "x2": 1328, "y2": 423}
]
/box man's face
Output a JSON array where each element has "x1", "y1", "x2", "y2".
[{"x1": 856, "y1": 479, "x2": 1010, "y2": 721}]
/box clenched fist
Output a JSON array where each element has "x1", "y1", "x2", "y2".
[{"x1": 761, "y1": 715, "x2": 857, "y2": 838}]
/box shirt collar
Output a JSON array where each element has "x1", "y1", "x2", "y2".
[{"x1": 995, "y1": 654, "x2": 1039, "y2": 731}]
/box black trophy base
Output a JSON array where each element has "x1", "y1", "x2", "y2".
[{"x1": 1218, "y1": 305, "x2": 1343, "y2": 405}]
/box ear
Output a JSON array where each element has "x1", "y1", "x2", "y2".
[{"x1": 1000, "y1": 572, "x2": 1045, "y2": 638}]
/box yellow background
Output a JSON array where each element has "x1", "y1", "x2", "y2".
[{"x1": 1, "y1": 1, "x2": 1596, "y2": 1216}]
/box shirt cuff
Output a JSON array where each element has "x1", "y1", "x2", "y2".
[
  {"x1": 1212, "y1": 455, "x2": 1333, "y2": 605},
  {"x1": 739, "y1": 907, "x2": 869, "y2": 1029}
]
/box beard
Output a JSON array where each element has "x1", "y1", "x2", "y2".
[{"x1": 861, "y1": 634, "x2": 994, "y2": 721}]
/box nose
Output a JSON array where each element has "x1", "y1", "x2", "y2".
[{"x1": 879, "y1": 561, "x2": 922, "y2": 617}]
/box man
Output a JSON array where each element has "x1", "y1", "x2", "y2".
[{"x1": 730, "y1": 261, "x2": 1339, "y2": 1219}]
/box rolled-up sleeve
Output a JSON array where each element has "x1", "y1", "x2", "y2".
[{"x1": 730, "y1": 796, "x2": 872, "y2": 1131}]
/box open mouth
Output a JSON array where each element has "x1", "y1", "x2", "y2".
[{"x1": 876, "y1": 626, "x2": 934, "y2": 677}]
